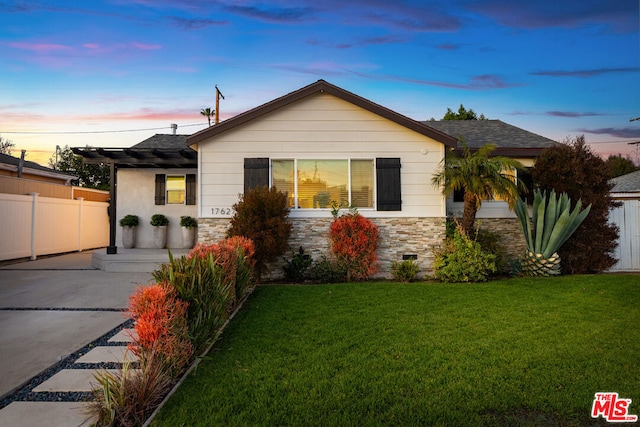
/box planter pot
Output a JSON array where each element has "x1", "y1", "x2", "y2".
[
  {"x1": 152, "y1": 226, "x2": 167, "y2": 249},
  {"x1": 122, "y1": 226, "x2": 136, "y2": 249},
  {"x1": 181, "y1": 226, "x2": 196, "y2": 248}
]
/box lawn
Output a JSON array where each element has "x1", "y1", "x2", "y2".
[{"x1": 152, "y1": 275, "x2": 639, "y2": 426}]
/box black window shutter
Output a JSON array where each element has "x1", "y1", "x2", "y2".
[
  {"x1": 453, "y1": 188, "x2": 465, "y2": 202},
  {"x1": 186, "y1": 174, "x2": 196, "y2": 205},
  {"x1": 155, "y1": 174, "x2": 166, "y2": 205},
  {"x1": 376, "y1": 158, "x2": 401, "y2": 211},
  {"x1": 244, "y1": 158, "x2": 269, "y2": 192}
]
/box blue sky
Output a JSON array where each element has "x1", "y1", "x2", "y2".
[{"x1": 1, "y1": 0, "x2": 639, "y2": 166}]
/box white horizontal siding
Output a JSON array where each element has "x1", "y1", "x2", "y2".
[{"x1": 199, "y1": 93, "x2": 445, "y2": 219}]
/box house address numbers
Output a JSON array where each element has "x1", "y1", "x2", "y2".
[{"x1": 211, "y1": 207, "x2": 233, "y2": 215}]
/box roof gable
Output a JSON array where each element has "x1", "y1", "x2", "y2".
[
  {"x1": 188, "y1": 79, "x2": 457, "y2": 148},
  {"x1": 0, "y1": 152, "x2": 76, "y2": 180}
]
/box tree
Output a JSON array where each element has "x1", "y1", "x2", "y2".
[
  {"x1": 200, "y1": 107, "x2": 215, "y2": 127},
  {"x1": 442, "y1": 104, "x2": 487, "y2": 120},
  {"x1": 226, "y1": 186, "x2": 292, "y2": 281},
  {"x1": 532, "y1": 135, "x2": 619, "y2": 274},
  {"x1": 49, "y1": 145, "x2": 110, "y2": 190},
  {"x1": 604, "y1": 154, "x2": 638, "y2": 178},
  {"x1": 431, "y1": 141, "x2": 526, "y2": 236},
  {"x1": 0, "y1": 135, "x2": 15, "y2": 155}
]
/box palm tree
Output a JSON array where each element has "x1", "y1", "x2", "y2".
[
  {"x1": 432, "y1": 141, "x2": 526, "y2": 236},
  {"x1": 200, "y1": 107, "x2": 215, "y2": 127}
]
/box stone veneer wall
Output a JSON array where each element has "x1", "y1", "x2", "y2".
[
  {"x1": 477, "y1": 218, "x2": 527, "y2": 260},
  {"x1": 197, "y1": 217, "x2": 446, "y2": 280}
]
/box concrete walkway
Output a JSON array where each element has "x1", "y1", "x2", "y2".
[{"x1": 0, "y1": 252, "x2": 152, "y2": 426}]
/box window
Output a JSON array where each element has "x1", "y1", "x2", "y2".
[
  {"x1": 166, "y1": 175, "x2": 185, "y2": 204},
  {"x1": 155, "y1": 174, "x2": 196, "y2": 205},
  {"x1": 272, "y1": 159, "x2": 374, "y2": 209}
]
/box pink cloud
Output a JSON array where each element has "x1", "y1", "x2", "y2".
[
  {"x1": 82, "y1": 43, "x2": 101, "y2": 49},
  {"x1": 130, "y1": 42, "x2": 162, "y2": 50},
  {"x1": 7, "y1": 42, "x2": 71, "y2": 52}
]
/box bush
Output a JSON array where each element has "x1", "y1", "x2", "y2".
[
  {"x1": 150, "y1": 214, "x2": 169, "y2": 226},
  {"x1": 152, "y1": 252, "x2": 231, "y2": 354},
  {"x1": 227, "y1": 186, "x2": 292, "y2": 281},
  {"x1": 88, "y1": 356, "x2": 172, "y2": 427},
  {"x1": 532, "y1": 135, "x2": 619, "y2": 273},
  {"x1": 329, "y1": 209, "x2": 379, "y2": 281},
  {"x1": 475, "y1": 228, "x2": 509, "y2": 274},
  {"x1": 128, "y1": 284, "x2": 193, "y2": 376},
  {"x1": 434, "y1": 225, "x2": 496, "y2": 283},
  {"x1": 391, "y1": 259, "x2": 420, "y2": 282},
  {"x1": 308, "y1": 255, "x2": 347, "y2": 284},
  {"x1": 283, "y1": 247, "x2": 312, "y2": 283},
  {"x1": 119, "y1": 214, "x2": 139, "y2": 227},
  {"x1": 180, "y1": 216, "x2": 198, "y2": 228}
]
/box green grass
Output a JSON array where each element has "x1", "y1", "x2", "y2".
[{"x1": 152, "y1": 275, "x2": 640, "y2": 426}]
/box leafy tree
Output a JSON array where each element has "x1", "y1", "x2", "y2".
[
  {"x1": 227, "y1": 186, "x2": 292, "y2": 281},
  {"x1": 49, "y1": 145, "x2": 110, "y2": 190},
  {"x1": 604, "y1": 154, "x2": 638, "y2": 178},
  {"x1": 200, "y1": 107, "x2": 215, "y2": 127},
  {"x1": 442, "y1": 104, "x2": 487, "y2": 120},
  {"x1": 0, "y1": 135, "x2": 15, "y2": 155},
  {"x1": 432, "y1": 142, "x2": 525, "y2": 236},
  {"x1": 532, "y1": 135, "x2": 619, "y2": 274}
]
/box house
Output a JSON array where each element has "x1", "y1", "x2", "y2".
[
  {"x1": 609, "y1": 170, "x2": 640, "y2": 271},
  {"x1": 73, "y1": 132, "x2": 197, "y2": 251},
  {"x1": 76, "y1": 80, "x2": 558, "y2": 277}
]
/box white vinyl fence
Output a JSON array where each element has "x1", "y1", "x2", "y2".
[
  {"x1": 0, "y1": 192, "x2": 109, "y2": 261},
  {"x1": 609, "y1": 199, "x2": 640, "y2": 272}
]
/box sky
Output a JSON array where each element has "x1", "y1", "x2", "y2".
[{"x1": 1, "y1": 0, "x2": 639, "y2": 167}]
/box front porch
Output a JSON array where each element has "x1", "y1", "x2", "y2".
[{"x1": 92, "y1": 248, "x2": 190, "y2": 273}]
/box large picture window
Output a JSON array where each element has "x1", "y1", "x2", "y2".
[{"x1": 272, "y1": 159, "x2": 374, "y2": 209}]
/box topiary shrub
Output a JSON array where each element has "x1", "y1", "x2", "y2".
[
  {"x1": 329, "y1": 206, "x2": 379, "y2": 281},
  {"x1": 227, "y1": 186, "x2": 292, "y2": 281},
  {"x1": 434, "y1": 225, "x2": 496, "y2": 283},
  {"x1": 391, "y1": 259, "x2": 420, "y2": 282}
]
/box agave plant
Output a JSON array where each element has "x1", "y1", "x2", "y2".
[{"x1": 514, "y1": 189, "x2": 591, "y2": 276}]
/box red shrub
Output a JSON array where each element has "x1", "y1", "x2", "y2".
[
  {"x1": 128, "y1": 283, "x2": 193, "y2": 375},
  {"x1": 329, "y1": 213, "x2": 379, "y2": 281}
]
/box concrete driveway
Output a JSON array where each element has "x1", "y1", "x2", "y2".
[{"x1": 0, "y1": 252, "x2": 152, "y2": 398}]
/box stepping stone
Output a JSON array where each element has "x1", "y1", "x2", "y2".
[
  {"x1": 74, "y1": 346, "x2": 138, "y2": 364},
  {"x1": 0, "y1": 402, "x2": 94, "y2": 427},
  {"x1": 32, "y1": 369, "x2": 139, "y2": 392},
  {"x1": 108, "y1": 329, "x2": 137, "y2": 343}
]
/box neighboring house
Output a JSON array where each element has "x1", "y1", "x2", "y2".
[
  {"x1": 76, "y1": 80, "x2": 558, "y2": 277},
  {"x1": 0, "y1": 152, "x2": 75, "y2": 184},
  {"x1": 609, "y1": 170, "x2": 640, "y2": 271},
  {"x1": 73, "y1": 133, "x2": 197, "y2": 251}
]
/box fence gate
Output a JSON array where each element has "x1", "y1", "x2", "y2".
[{"x1": 609, "y1": 199, "x2": 640, "y2": 272}]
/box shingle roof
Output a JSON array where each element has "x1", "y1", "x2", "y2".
[
  {"x1": 0, "y1": 152, "x2": 75, "y2": 180},
  {"x1": 131, "y1": 134, "x2": 190, "y2": 149},
  {"x1": 424, "y1": 120, "x2": 559, "y2": 156},
  {"x1": 611, "y1": 170, "x2": 640, "y2": 193},
  {"x1": 1, "y1": 152, "x2": 54, "y2": 172}
]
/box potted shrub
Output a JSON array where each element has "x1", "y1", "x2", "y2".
[
  {"x1": 119, "y1": 214, "x2": 139, "y2": 249},
  {"x1": 180, "y1": 215, "x2": 197, "y2": 248},
  {"x1": 150, "y1": 214, "x2": 169, "y2": 249}
]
